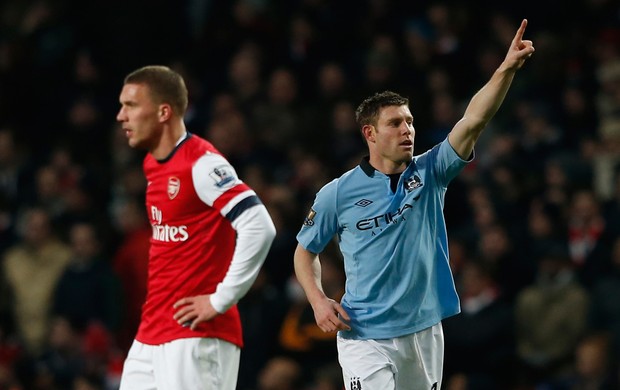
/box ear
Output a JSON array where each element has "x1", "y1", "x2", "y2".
[
  {"x1": 362, "y1": 124, "x2": 375, "y2": 143},
  {"x1": 158, "y1": 104, "x2": 172, "y2": 122}
]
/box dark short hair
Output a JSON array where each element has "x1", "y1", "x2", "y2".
[
  {"x1": 124, "y1": 65, "x2": 188, "y2": 116},
  {"x1": 355, "y1": 90, "x2": 409, "y2": 127}
]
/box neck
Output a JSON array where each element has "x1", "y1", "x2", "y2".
[
  {"x1": 151, "y1": 121, "x2": 187, "y2": 160},
  {"x1": 368, "y1": 156, "x2": 408, "y2": 175}
]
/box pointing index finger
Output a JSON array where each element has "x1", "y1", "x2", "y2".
[{"x1": 514, "y1": 19, "x2": 528, "y2": 43}]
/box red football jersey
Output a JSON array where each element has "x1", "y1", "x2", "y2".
[{"x1": 136, "y1": 134, "x2": 253, "y2": 347}]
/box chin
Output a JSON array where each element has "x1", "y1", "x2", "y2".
[
  {"x1": 127, "y1": 138, "x2": 138, "y2": 148},
  {"x1": 128, "y1": 138, "x2": 144, "y2": 150}
]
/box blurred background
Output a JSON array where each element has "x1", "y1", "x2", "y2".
[{"x1": 0, "y1": 0, "x2": 619, "y2": 389}]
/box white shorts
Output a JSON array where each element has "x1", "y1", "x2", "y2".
[
  {"x1": 337, "y1": 323, "x2": 444, "y2": 390},
  {"x1": 119, "y1": 338, "x2": 240, "y2": 390}
]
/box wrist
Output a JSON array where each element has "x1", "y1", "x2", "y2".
[
  {"x1": 497, "y1": 62, "x2": 519, "y2": 74},
  {"x1": 307, "y1": 289, "x2": 327, "y2": 306}
]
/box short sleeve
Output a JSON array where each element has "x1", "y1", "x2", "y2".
[
  {"x1": 192, "y1": 152, "x2": 256, "y2": 217},
  {"x1": 296, "y1": 179, "x2": 340, "y2": 254},
  {"x1": 428, "y1": 137, "x2": 471, "y2": 188}
]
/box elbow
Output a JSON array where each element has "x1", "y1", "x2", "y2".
[
  {"x1": 255, "y1": 207, "x2": 276, "y2": 247},
  {"x1": 264, "y1": 219, "x2": 277, "y2": 244},
  {"x1": 260, "y1": 205, "x2": 277, "y2": 242}
]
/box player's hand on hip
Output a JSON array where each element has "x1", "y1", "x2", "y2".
[
  {"x1": 173, "y1": 294, "x2": 219, "y2": 331},
  {"x1": 312, "y1": 297, "x2": 351, "y2": 333}
]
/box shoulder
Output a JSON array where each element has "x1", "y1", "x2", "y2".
[
  {"x1": 192, "y1": 151, "x2": 238, "y2": 185},
  {"x1": 315, "y1": 177, "x2": 339, "y2": 201},
  {"x1": 184, "y1": 135, "x2": 235, "y2": 176},
  {"x1": 317, "y1": 166, "x2": 361, "y2": 197},
  {"x1": 184, "y1": 134, "x2": 221, "y2": 159},
  {"x1": 335, "y1": 165, "x2": 365, "y2": 187},
  {"x1": 413, "y1": 140, "x2": 443, "y2": 163}
]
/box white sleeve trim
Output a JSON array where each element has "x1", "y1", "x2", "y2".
[{"x1": 209, "y1": 204, "x2": 276, "y2": 313}]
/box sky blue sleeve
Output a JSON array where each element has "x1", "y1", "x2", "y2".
[
  {"x1": 296, "y1": 179, "x2": 340, "y2": 254},
  {"x1": 432, "y1": 137, "x2": 472, "y2": 187}
]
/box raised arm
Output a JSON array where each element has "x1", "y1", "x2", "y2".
[
  {"x1": 294, "y1": 244, "x2": 350, "y2": 332},
  {"x1": 448, "y1": 18, "x2": 535, "y2": 159}
]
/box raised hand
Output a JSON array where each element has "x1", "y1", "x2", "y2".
[{"x1": 503, "y1": 19, "x2": 535, "y2": 71}]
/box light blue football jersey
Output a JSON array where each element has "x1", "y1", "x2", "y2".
[{"x1": 297, "y1": 137, "x2": 470, "y2": 340}]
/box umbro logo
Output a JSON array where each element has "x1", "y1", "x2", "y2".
[{"x1": 355, "y1": 199, "x2": 373, "y2": 207}]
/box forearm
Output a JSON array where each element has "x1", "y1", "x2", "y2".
[
  {"x1": 449, "y1": 18, "x2": 534, "y2": 158},
  {"x1": 468, "y1": 66, "x2": 516, "y2": 124},
  {"x1": 449, "y1": 66, "x2": 517, "y2": 158},
  {"x1": 210, "y1": 205, "x2": 276, "y2": 313},
  {"x1": 293, "y1": 244, "x2": 326, "y2": 305}
]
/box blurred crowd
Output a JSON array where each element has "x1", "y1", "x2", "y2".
[{"x1": 0, "y1": 0, "x2": 619, "y2": 389}]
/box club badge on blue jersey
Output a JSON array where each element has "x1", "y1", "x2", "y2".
[{"x1": 404, "y1": 175, "x2": 423, "y2": 192}]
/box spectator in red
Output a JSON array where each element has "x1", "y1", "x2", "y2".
[{"x1": 111, "y1": 198, "x2": 150, "y2": 353}]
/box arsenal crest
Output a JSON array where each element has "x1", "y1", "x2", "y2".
[{"x1": 168, "y1": 176, "x2": 180, "y2": 199}]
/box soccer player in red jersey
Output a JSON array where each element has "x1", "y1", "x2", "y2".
[{"x1": 116, "y1": 65, "x2": 276, "y2": 390}]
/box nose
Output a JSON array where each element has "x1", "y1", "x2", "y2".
[
  {"x1": 116, "y1": 107, "x2": 126, "y2": 122},
  {"x1": 403, "y1": 123, "x2": 414, "y2": 135}
]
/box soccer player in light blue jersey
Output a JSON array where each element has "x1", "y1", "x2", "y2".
[{"x1": 294, "y1": 19, "x2": 535, "y2": 390}]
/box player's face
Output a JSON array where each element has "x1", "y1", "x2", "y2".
[
  {"x1": 116, "y1": 83, "x2": 163, "y2": 150},
  {"x1": 373, "y1": 105, "x2": 415, "y2": 165}
]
